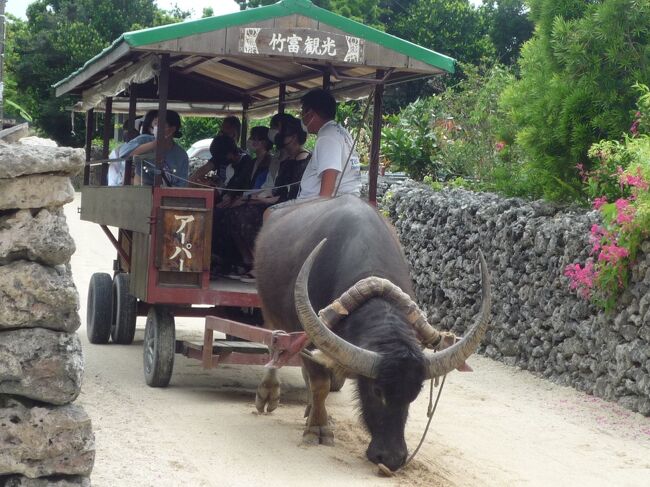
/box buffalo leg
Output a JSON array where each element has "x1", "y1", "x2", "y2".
[
  {"x1": 256, "y1": 368, "x2": 280, "y2": 413},
  {"x1": 302, "y1": 358, "x2": 333, "y2": 446}
]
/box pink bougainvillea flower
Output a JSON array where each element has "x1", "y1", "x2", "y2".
[
  {"x1": 495, "y1": 141, "x2": 506, "y2": 152},
  {"x1": 614, "y1": 198, "x2": 636, "y2": 225},
  {"x1": 598, "y1": 244, "x2": 629, "y2": 263},
  {"x1": 615, "y1": 198, "x2": 630, "y2": 211},
  {"x1": 564, "y1": 261, "x2": 596, "y2": 299},
  {"x1": 620, "y1": 172, "x2": 649, "y2": 191},
  {"x1": 593, "y1": 196, "x2": 608, "y2": 210}
]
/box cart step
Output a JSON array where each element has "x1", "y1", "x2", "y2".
[{"x1": 176, "y1": 339, "x2": 269, "y2": 355}]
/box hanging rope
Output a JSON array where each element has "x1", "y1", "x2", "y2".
[{"x1": 332, "y1": 87, "x2": 376, "y2": 198}]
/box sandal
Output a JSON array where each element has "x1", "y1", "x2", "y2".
[{"x1": 238, "y1": 272, "x2": 256, "y2": 283}]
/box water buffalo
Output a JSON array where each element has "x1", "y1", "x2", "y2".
[{"x1": 254, "y1": 195, "x2": 490, "y2": 471}]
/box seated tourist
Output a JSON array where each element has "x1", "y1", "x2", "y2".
[
  {"x1": 225, "y1": 116, "x2": 311, "y2": 281},
  {"x1": 190, "y1": 135, "x2": 254, "y2": 199},
  {"x1": 120, "y1": 110, "x2": 188, "y2": 187},
  {"x1": 220, "y1": 115, "x2": 242, "y2": 146},
  {"x1": 241, "y1": 126, "x2": 274, "y2": 200},
  {"x1": 259, "y1": 113, "x2": 295, "y2": 190}
]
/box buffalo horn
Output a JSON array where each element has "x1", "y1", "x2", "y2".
[
  {"x1": 318, "y1": 276, "x2": 441, "y2": 347},
  {"x1": 294, "y1": 239, "x2": 382, "y2": 379},
  {"x1": 424, "y1": 250, "x2": 491, "y2": 379}
]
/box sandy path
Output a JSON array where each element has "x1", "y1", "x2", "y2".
[{"x1": 64, "y1": 194, "x2": 650, "y2": 487}]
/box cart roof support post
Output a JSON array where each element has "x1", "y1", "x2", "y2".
[
  {"x1": 125, "y1": 84, "x2": 138, "y2": 186},
  {"x1": 154, "y1": 53, "x2": 171, "y2": 187},
  {"x1": 368, "y1": 70, "x2": 385, "y2": 206},
  {"x1": 127, "y1": 84, "x2": 137, "y2": 138},
  {"x1": 278, "y1": 83, "x2": 286, "y2": 114},
  {"x1": 102, "y1": 96, "x2": 113, "y2": 159},
  {"x1": 101, "y1": 97, "x2": 113, "y2": 185},
  {"x1": 84, "y1": 108, "x2": 94, "y2": 185},
  {"x1": 322, "y1": 72, "x2": 331, "y2": 90},
  {"x1": 241, "y1": 99, "x2": 249, "y2": 149}
]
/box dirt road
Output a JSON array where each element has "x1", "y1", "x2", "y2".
[{"x1": 64, "y1": 194, "x2": 650, "y2": 487}]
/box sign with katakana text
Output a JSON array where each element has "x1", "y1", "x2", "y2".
[
  {"x1": 159, "y1": 209, "x2": 207, "y2": 273},
  {"x1": 239, "y1": 28, "x2": 365, "y2": 64}
]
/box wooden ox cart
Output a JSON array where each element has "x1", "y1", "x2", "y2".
[{"x1": 54, "y1": 0, "x2": 455, "y2": 387}]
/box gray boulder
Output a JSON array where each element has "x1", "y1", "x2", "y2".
[
  {"x1": 0, "y1": 261, "x2": 80, "y2": 332},
  {"x1": 1, "y1": 476, "x2": 90, "y2": 487},
  {"x1": 0, "y1": 142, "x2": 84, "y2": 178},
  {"x1": 0, "y1": 328, "x2": 83, "y2": 405},
  {"x1": 0, "y1": 396, "x2": 94, "y2": 478},
  {"x1": 0, "y1": 175, "x2": 75, "y2": 210},
  {"x1": 0, "y1": 209, "x2": 76, "y2": 266}
]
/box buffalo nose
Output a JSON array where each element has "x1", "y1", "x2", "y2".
[{"x1": 367, "y1": 448, "x2": 407, "y2": 472}]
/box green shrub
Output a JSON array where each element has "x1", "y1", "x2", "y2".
[{"x1": 501, "y1": 0, "x2": 650, "y2": 202}]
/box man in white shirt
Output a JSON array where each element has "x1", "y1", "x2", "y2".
[{"x1": 298, "y1": 89, "x2": 361, "y2": 199}]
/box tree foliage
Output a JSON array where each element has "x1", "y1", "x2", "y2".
[
  {"x1": 7, "y1": 1, "x2": 189, "y2": 146},
  {"x1": 501, "y1": 0, "x2": 650, "y2": 201},
  {"x1": 382, "y1": 64, "x2": 516, "y2": 183},
  {"x1": 481, "y1": 0, "x2": 534, "y2": 66}
]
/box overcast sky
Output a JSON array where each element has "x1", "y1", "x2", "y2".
[
  {"x1": 5, "y1": 0, "x2": 240, "y2": 20},
  {"x1": 6, "y1": 0, "x2": 483, "y2": 21}
]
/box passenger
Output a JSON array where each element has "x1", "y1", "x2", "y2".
[
  {"x1": 190, "y1": 135, "x2": 254, "y2": 197},
  {"x1": 216, "y1": 134, "x2": 255, "y2": 207},
  {"x1": 245, "y1": 126, "x2": 273, "y2": 194},
  {"x1": 260, "y1": 113, "x2": 294, "y2": 189},
  {"x1": 108, "y1": 118, "x2": 136, "y2": 186},
  {"x1": 298, "y1": 88, "x2": 362, "y2": 198},
  {"x1": 107, "y1": 111, "x2": 158, "y2": 186},
  {"x1": 189, "y1": 135, "x2": 232, "y2": 187},
  {"x1": 139, "y1": 110, "x2": 157, "y2": 136},
  {"x1": 220, "y1": 115, "x2": 242, "y2": 146},
  {"x1": 226, "y1": 116, "x2": 311, "y2": 281},
  {"x1": 208, "y1": 135, "x2": 255, "y2": 277},
  {"x1": 123, "y1": 110, "x2": 188, "y2": 187}
]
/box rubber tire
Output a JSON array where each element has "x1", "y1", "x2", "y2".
[
  {"x1": 143, "y1": 306, "x2": 175, "y2": 387},
  {"x1": 111, "y1": 273, "x2": 137, "y2": 345},
  {"x1": 330, "y1": 371, "x2": 346, "y2": 392},
  {"x1": 86, "y1": 273, "x2": 113, "y2": 344}
]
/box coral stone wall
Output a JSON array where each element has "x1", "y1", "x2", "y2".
[
  {"x1": 385, "y1": 182, "x2": 650, "y2": 415},
  {"x1": 0, "y1": 139, "x2": 94, "y2": 486}
]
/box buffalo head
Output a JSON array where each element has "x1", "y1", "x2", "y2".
[{"x1": 294, "y1": 239, "x2": 491, "y2": 471}]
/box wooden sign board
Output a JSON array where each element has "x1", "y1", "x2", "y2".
[
  {"x1": 239, "y1": 27, "x2": 365, "y2": 64},
  {"x1": 157, "y1": 208, "x2": 207, "y2": 273}
]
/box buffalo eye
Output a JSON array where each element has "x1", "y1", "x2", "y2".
[{"x1": 373, "y1": 386, "x2": 387, "y2": 406}]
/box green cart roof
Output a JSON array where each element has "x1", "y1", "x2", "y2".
[{"x1": 54, "y1": 0, "x2": 455, "y2": 114}]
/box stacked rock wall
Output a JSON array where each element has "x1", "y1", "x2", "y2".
[
  {"x1": 385, "y1": 182, "x2": 650, "y2": 416},
  {"x1": 0, "y1": 141, "x2": 94, "y2": 486}
]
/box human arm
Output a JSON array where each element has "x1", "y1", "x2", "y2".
[
  {"x1": 319, "y1": 169, "x2": 339, "y2": 197},
  {"x1": 313, "y1": 135, "x2": 342, "y2": 198},
  {"x1": 189, "y1": 161, "x2": 215, "y2": 185}
]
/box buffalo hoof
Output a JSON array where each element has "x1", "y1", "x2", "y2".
[
  {"x1": 255, "y1": 381, "x2": 280, "y2": 413},
  {"x1": 302, "y1": 426, "x2": 334, "y2": 446}
]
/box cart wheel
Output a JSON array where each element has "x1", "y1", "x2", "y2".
[
  {"x1": 143, "y1": 306, "x2": 175, "y2": 387},
  {"x1": 111, "y1": 273, "x2": 137, "y2": 345},
  {"x1": 86, "y1": 273, "x2": 113, "y2": 344},
  {"x1": 330, "y1": 371, "x2": 346, "y2": 392}
]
